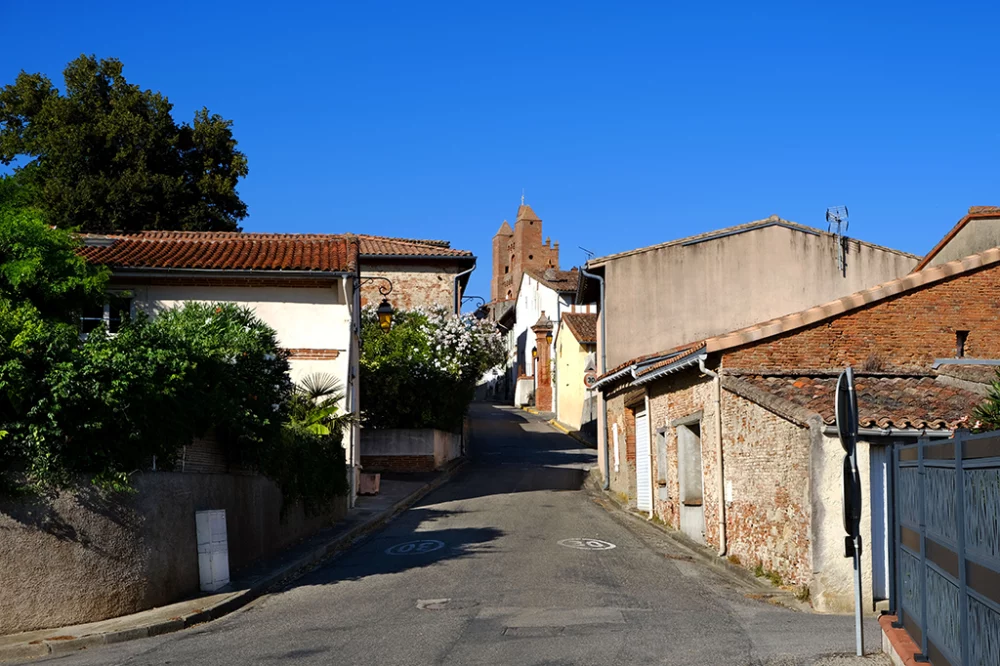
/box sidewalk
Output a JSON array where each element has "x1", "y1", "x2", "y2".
[{"x1": 0, "y1": 463, "x2": 466, "y2": 663}]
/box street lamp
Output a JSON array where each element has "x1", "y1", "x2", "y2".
[
  {"x1": 545, "y1": 332, "x2": 553, "y2": 346},
  {"x1": 377, "y1": 298, "x2": 394, "y2": 333},
  {"x1": 532, "y1": 348, "x2": 538, "y2": 359}
]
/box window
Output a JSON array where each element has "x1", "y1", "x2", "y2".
[
  {"x1": 81, "y1": 293, "x2": 133, "y2": 335},
  {"x1": 528, "y1": 254, "x2": 533, "y2": 260},
  {"x1": 956, "y1": 330, "x2": 969, "y2": 358},
  {"x1": 504, "y1": 266, "x2": 509, "y2": 274}
]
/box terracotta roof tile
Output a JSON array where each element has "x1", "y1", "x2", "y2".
[
  {"x1": 734, "y1": 374, "x2": 978, "y2": 431},
  {"x1": 524, "y1": 267, "x2": 580, "y2": 293},
  {"x1": 79, "y1": 231, "x2": 358, "y2": 272},
  {"x1": 562, "y1": 313, "x2": 597, "y2": 344},
  {"x1": 356, "y1": 235, "x2": 473, "y2": 258}
]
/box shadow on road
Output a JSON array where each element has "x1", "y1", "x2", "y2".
[{"x1": 282, "y1": 507, "x2": 504, "y2": 590}]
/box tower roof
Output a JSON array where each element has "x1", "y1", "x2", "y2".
[
  {"x1": 516, "y1": 204, "x2": 541, "y2": 222},
  {"x1": 495, "y1": 219, "x2": 513, "y2": 236}
]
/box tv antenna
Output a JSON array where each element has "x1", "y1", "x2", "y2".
[
  {"x1": 826, "y1": 206, "x2": 850, "y2": 276},
  {"x1": 579, "y1": 246, "x2": 595, "y2": 262}
]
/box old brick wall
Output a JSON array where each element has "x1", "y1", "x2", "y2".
[
  {"x1": 360, "y1": 455, "x2": 437, "y2": 473},
  {"x1": 361, "y1": 263, "x2": 460, "y2": 311},
  {"x1": 721, "y1": 391, "x2": 812, "y2": 585},
  {"x1": 646, "y1": 374, "x2": 715, "y2": 537},
  {"x1": 644, "y1": 371, "x2": 813, "y2": 586},
  {"x1": 723, "y1": 262, "x2": 1000, "y2": 371},
  {"x1": 604, "y1": 387, "x2": 645, "y2": 500}
]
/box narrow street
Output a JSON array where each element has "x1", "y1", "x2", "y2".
[{"x1": 23, "y1": 405, "x2": 884, "y2": 666}]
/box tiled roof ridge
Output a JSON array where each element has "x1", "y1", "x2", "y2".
[{"x1": 588, "y1": 215, "x2": 918, "y2": 266}]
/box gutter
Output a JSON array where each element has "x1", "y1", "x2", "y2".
[
  {"x1": 821, "y1": 425, "x2": 953, "y2": 438},
  {"x1": 107, "y1": 268, "x2": 356, "y2": 279},
  {"x1": 631, "y1": 350, "x2": 707, "y2": 386},
  {"x1": 580, "y1": 266, "x2": 609, "y2": 490},
  {"x1": 698, "y1": 357, "x2": 727, "y2": 557},
  {"x1": 453, "y1": 260, "x2": 477, "y2": 314}
]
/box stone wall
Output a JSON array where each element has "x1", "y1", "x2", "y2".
[
  {"x1": 360, "y1": 428, "x2": 463, "y2": 472},
  {"x1": 0, "y1": 473, "x2": 347, "y2": 634},
  {"x1": 360, "y1": 262, "x2": 461, "y2": 311}
]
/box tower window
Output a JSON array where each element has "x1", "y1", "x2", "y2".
[
  {"x1": 528, "y1": 254, "x2": 533, "y2": 260},
  {"x1": 505, "y1": 266, "x2": 509, "y2": 274},
  {"x1": 957, "y1": 330, "x2": 969, "y2": 358}
]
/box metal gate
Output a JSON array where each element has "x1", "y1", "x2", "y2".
[{"x1": 893, "y1": 431, "x2": 1000, "y2": 666}]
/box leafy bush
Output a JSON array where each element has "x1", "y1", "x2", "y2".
[{"x1": 360, "y1": 306, "x2": 505, "y2": 431}]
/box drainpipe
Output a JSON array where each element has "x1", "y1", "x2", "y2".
[
  {"x1": 453, "y1": 261, "x2": 477, "y2": 314},
  {"x1": 347, "y1": 275, "x2": 361, "y2": 507},
  {"x1": 698, "y1": 357, "x2": 726, "y2": 557},
  {"x1": 580, "y1": 267, "x2": 608, "y2": 490}
]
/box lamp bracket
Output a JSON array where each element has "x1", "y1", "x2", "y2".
[{"x1": 358, "y1": 276, "x2": 393, "y2": 296}]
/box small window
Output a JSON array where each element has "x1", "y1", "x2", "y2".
[
  {"x1": 81, "y1": 293, "x2": 133, "y2": 336},
  {"x1": 504, "y1": 266, "x2": 509, "y2": 274},
  {"x1": 528, "y1": 254, "x2": 533, "y2": 260},
  {"x1": 956, "y1": 330, "x2": 969, "y2": 358}
]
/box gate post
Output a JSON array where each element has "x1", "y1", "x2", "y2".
[{"x1": 956, "y1": 431, "x2": 969, "y2": 666}]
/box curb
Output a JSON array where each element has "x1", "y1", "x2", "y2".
[
  {"x1": 547, "y1": 419, "x2": 597, "y2": 449},
  {"x1": 0, "y1": 460, "x2": 468, "y2": 663},
  {"x1": 879, "y1": 614, "x2": 921, "y2": 666}
]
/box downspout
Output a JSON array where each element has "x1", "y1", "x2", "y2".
[
  {"x1": 698, "y1": 357, "x2": 726, "y2": 557},
  {"x1": 453, "y1": 261, "x2": 477, "y2": 314},
  {"x1": 580, "y1": 267, "x2": 608, "y2": 490},
  {"x1": 348, "y1": 273, "x2": 361, "y2": 508}
]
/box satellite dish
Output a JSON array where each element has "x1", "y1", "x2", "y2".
[{"x1": 836, "y1": 367, "x2": 858, "y2": 455}]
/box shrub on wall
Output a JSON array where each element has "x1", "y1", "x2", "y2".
[{"x1": 360, "y1": 306, "x2": 505, "y2": 431}]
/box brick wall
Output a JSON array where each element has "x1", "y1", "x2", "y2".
[
  {"x1": 361, "y1": 263, "x2": 460, "y2": 311},
  {"x1": 361, "y1": 455, "x2": 437, "y2": 473},
  {"x1": 644, "y1": 371, "x2": 813, "y2": 586},
  {"x1": 604, "y1": 387, "x2": 644, "y2": 500},
  {"x1": 723, "y1": 262, "x2": 1000, "y2": 371},
  {"x1": 646, "y1": 374, "x2": 715, "y2": 537},
  {"x1": 720, "y1": 390, "x2": 812, "y2": 585}
]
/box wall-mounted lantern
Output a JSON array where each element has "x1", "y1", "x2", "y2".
[{"x1": 377, "y1": 298, "x2": 394, "y2": 332}]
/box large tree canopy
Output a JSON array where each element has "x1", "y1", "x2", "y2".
[{"x1": 0, "y1": 55, "x2": 248, "y2": 232}]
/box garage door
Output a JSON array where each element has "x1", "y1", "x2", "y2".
[{"x1": 635, "y1": 409, "x2": 652, "y2": 512}]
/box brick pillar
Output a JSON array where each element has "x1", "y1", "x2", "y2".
[{"x1": 531, "y1": 312, "x2": 554, "y2": 411}]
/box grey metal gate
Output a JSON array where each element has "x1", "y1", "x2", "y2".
[{"x1": 893, "y1": 431, "x2": 1000, "y2": 666}]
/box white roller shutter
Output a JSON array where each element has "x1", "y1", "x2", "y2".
[{"x1": 635, "y1": 409, "x2": 652, "y2": 512}]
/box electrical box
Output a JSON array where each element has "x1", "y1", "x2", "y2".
[{"x1": 196, "y1": 509, "x2": 230, "y2": 592}]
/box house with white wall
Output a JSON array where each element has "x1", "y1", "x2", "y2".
[
  {"x1": 509, "y1": 267, "x2": 595, "y2": 408},
  {"x1": 79, "y1": 230, "x2": 364, "y2": 500}
]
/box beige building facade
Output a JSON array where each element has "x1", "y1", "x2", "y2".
[{"x1": 554, "y1": 313, "x2": 597, "y2": 431}]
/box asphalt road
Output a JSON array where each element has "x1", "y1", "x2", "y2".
[{"x1": 24, "y1": 404, "x2": 887, "y2": 666}]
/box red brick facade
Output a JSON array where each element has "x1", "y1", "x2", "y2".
[
  {"x1": 360, "y1": 263, "x2": 463, "y2": 311},
  {"x1": 491, "y1": 204, "x2": 561, "y2": 302},
  {"x1": 360, "y1": 455, "x2": 437, "y2": 473},
  {"x1": 532, "y1": 315, "x2": 555, "y2": 410}
]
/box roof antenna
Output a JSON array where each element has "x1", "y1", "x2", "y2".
[
  {"x1": 579, "y1": 245, "x2": 594, "y2": 261},
  {"x1": 826, "y1": 206, "x2": 849, "y2": 276}
]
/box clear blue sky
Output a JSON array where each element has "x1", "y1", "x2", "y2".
[{"x1": 4, "y1": 1, "x2": 998, "y2": 303}]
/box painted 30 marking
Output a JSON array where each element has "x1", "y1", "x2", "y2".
[
  {"x1": 385, "y1": 539, "x2": 446, "y2": 555},
  {"x1": 558, "y1": 538, "x2": 617, "y2": 551}
]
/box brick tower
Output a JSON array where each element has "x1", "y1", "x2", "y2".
[{"x1": 491, "y1": 203, "x2": 560, "y2": 302}]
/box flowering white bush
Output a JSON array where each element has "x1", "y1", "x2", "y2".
[{"x1": 360, "y1": 305, "x2": 505, "y2": 430}]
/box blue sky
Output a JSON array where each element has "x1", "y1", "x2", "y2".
[{"x1": 3, "y1": 1, "x2": 998, "y2": 302}]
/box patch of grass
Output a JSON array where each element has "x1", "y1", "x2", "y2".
[
  {"x1": 795, "y1": 585, "x2": 811, "y2": 602},
  {"x1": 752, "y1": 562, "x2": 784, "y2": 588},
  {"x1": 727, "y1": 554, "x2": 742, "y2": 566},
  {"x1": 616, "y1": 491, "x2": 629, "y2": 505},
  {"x1": 754, "y1": 562, "x2": 765, "y2": 578}
]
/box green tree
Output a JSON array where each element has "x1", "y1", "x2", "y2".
[{"x1": 0, "y1": 55, "x2": 248, "y2": 233}]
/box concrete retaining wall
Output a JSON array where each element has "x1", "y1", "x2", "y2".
[
  {"x1": 0, "y1": 473, "x2": 347, "y2": 635},
  {"x1": 361, "y1": 428, "x2": 463, "y2": 472}
]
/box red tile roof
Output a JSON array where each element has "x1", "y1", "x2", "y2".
[
  {"x1": 79, "y1": 231, "x2": 359, "y2": 273},
  {"x1": 729, "y1": 374, "x2": 979, "y2": 431},
  {"x1": 524, "y1": 267, "x2": 580, "y2": 293},
  {"x1": 562, "y1": 313, "x2": 597, "y2": 344},
  {"x1": 357, "y1": 235, "x2": 473, "y2": 258}
]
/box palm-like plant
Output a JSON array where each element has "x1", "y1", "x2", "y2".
[
  {"x1": 972, "y1": 373, "x2": 1000, "y2": 432},
  {"x1": 289, "y1": 373, "x2": 354, "y2": 438}
]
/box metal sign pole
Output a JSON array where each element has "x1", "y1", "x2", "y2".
[{"x1": 837, "y1": 367, "x2": 864, "y2": 657}]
